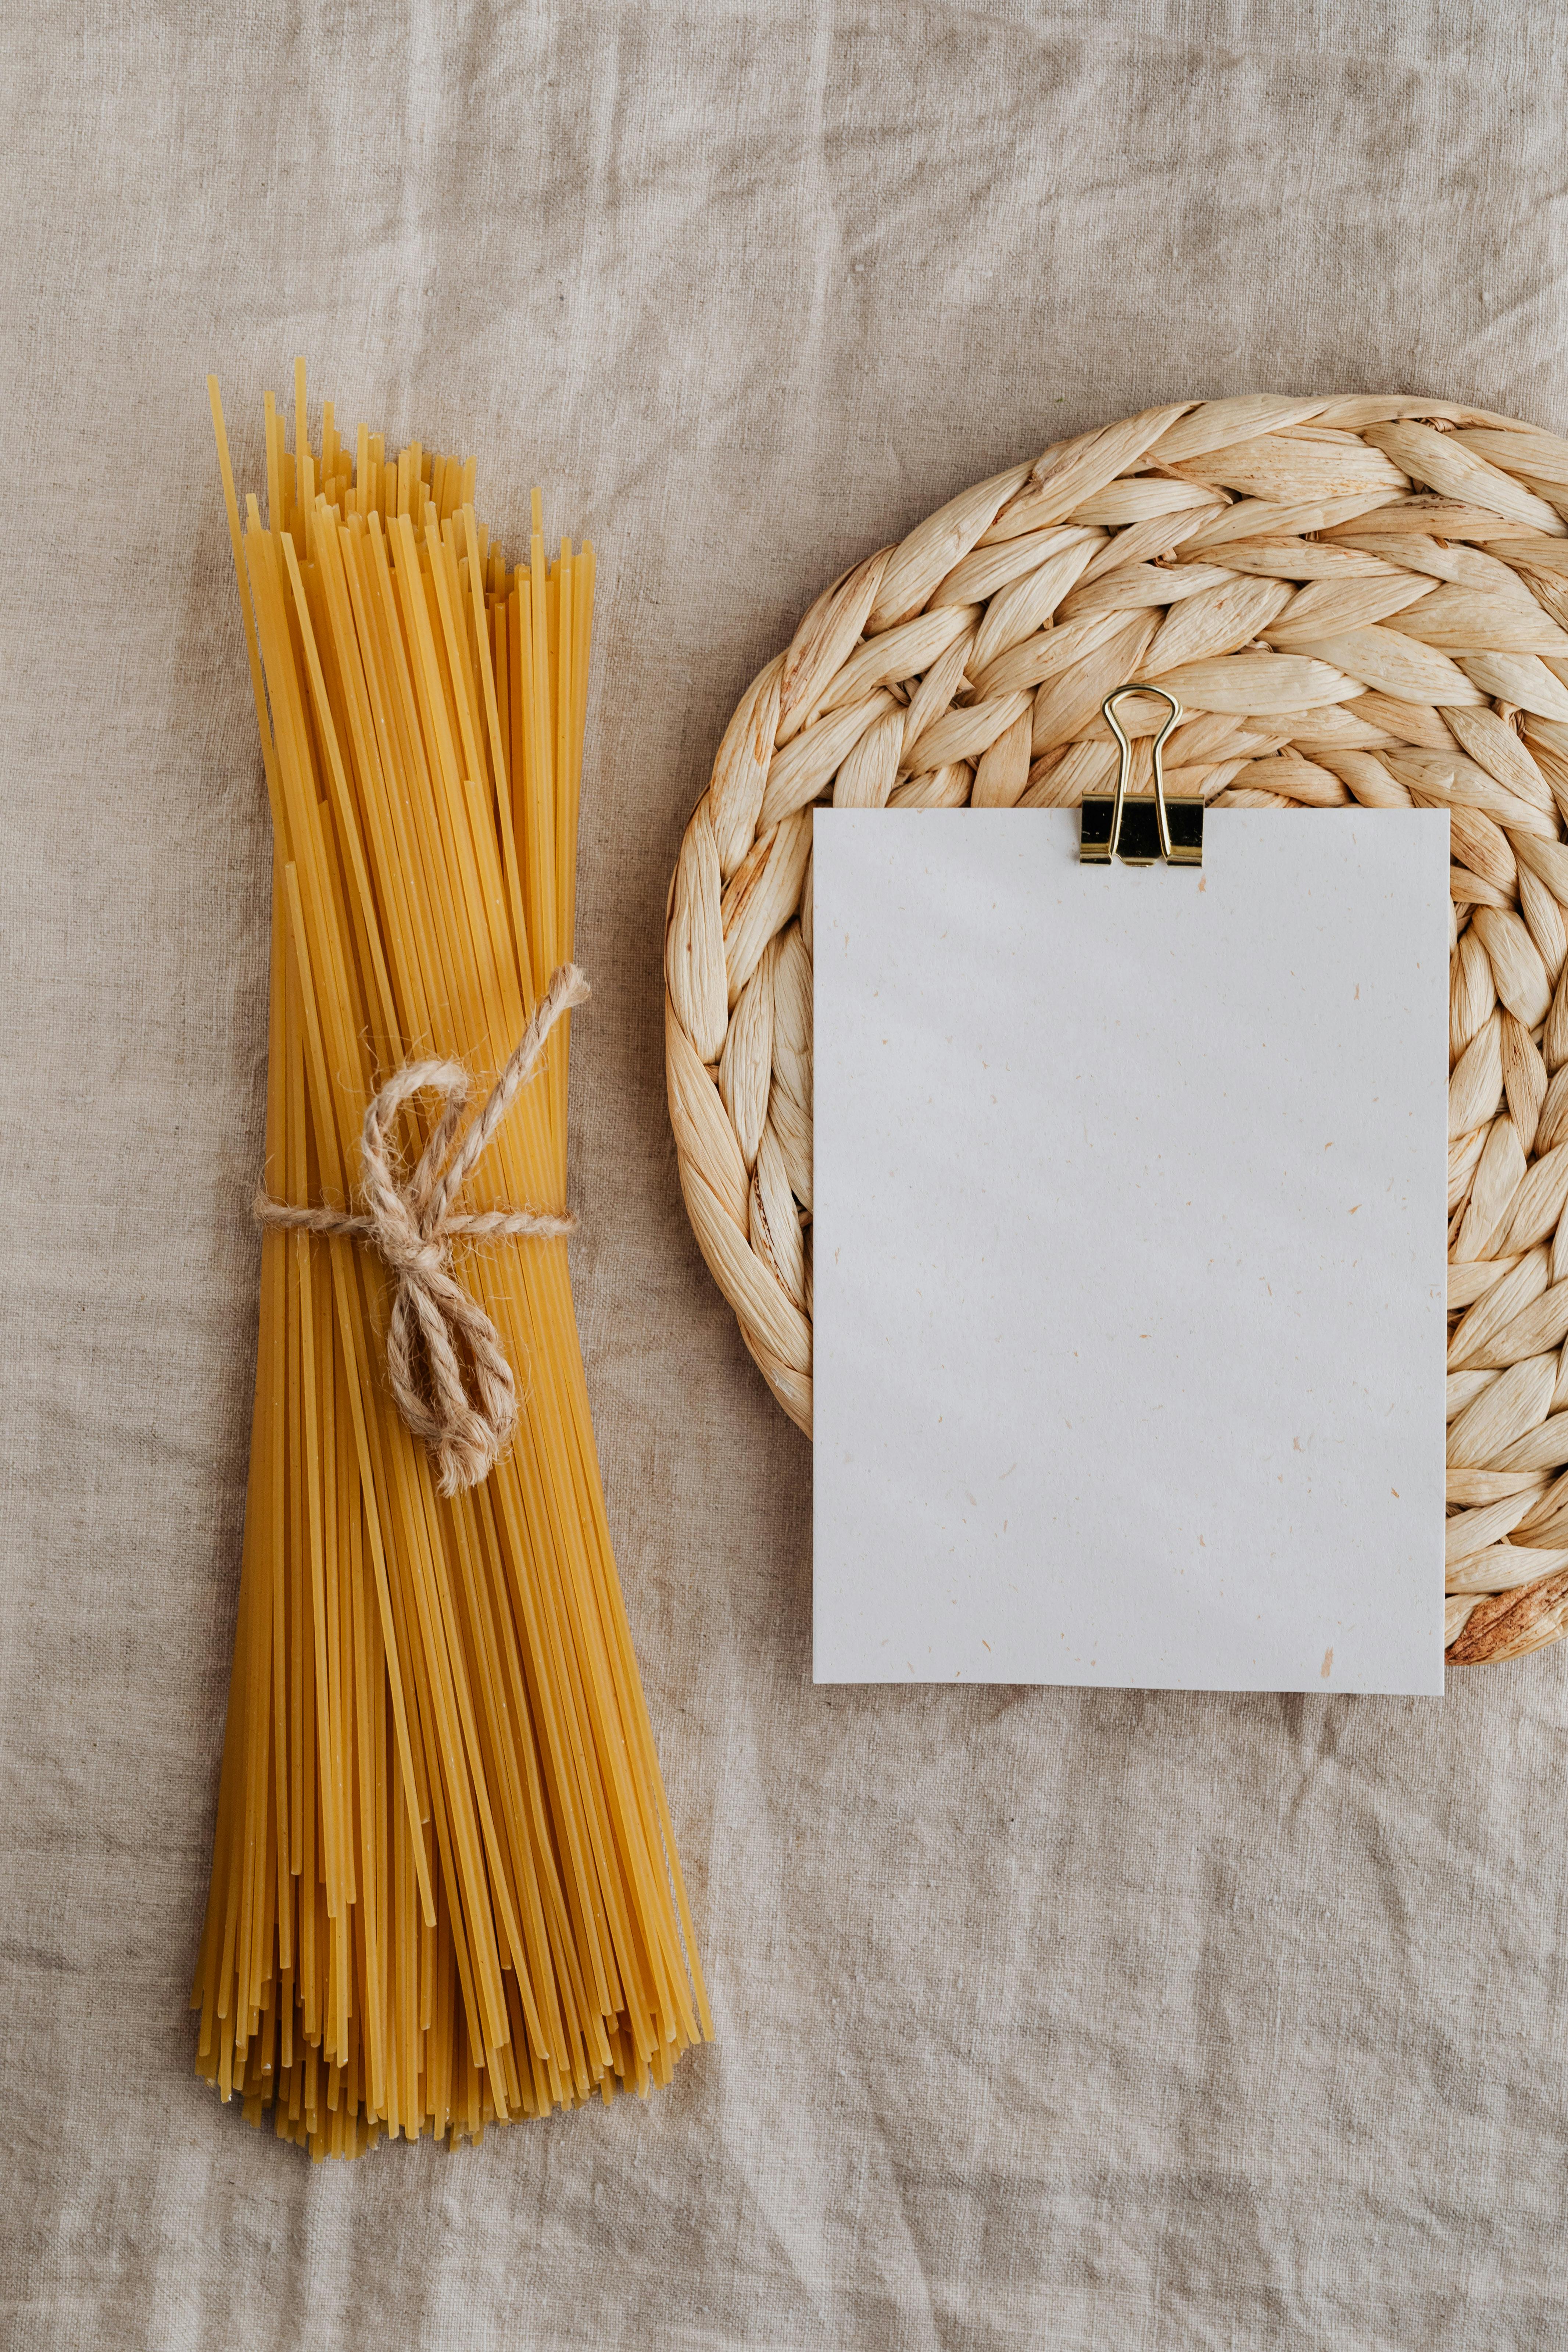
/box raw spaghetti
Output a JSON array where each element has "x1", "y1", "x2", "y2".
[{"x1": 193, "y1": 363, "x2": 709, "y2": 2158}]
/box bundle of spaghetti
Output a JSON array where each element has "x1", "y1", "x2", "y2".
[{"x1": 193, "y1": 363, "x2": 710, "y2": 2158}]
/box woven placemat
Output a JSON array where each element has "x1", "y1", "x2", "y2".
[{"x1": 665, "y1": 395, "x2": 1568, "y2": 1667}]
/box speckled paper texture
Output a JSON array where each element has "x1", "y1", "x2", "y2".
[{"x1": 814, "y1": 809, "x2": 1449, "y2": 1692}]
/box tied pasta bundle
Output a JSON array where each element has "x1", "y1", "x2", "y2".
[{"x1": 194, "y1": 364, "x2": 709, "y2": 2158}]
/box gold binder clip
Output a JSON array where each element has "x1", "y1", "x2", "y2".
[{"x1": 1079, "y1": 685, "x2": 1203, "y2": 867}]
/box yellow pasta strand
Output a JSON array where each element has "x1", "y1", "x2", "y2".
[{"x1": 195, "y1": 366, "x2": 709, "y2": 2157}]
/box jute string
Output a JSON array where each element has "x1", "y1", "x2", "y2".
[{"x1": 259, "y1": 962, "x2": 590, "y2": 1496}]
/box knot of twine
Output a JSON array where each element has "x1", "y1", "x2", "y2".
[{"x1": 258, "y1": 963, "x2": 590, "y2": 1497}]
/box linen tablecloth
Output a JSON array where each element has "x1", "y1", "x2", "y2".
[{"x1": 6, "y1": 6, "x2": 1568, "y2": 2344}]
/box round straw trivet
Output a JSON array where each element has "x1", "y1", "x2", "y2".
[{"x1": 665, "y1": 395, "x2": 1568, "y2": 1667}]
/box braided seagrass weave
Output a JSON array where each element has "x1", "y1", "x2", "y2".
[{"x1": 665, "y1": 394, "x2": 1568, "y2": 1668}]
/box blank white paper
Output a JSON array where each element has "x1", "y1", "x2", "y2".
[{"x1": 812, "y1": 809, "x2": 1450, "y2": 1693}]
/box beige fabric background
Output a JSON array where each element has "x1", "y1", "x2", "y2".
[{"x1": 6, "y1": 4, "x2": 1568, "y2": 2345}]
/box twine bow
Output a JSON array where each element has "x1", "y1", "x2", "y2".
[{"x1": 258, "y1": 963, "x2": 590, "y2": 1496}]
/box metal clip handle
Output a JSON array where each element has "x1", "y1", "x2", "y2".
[
  {"x1": 1079, "y1": 685, "x2": 1204, "y2": 867},
  {"x1": 1103, "y1": 685, "x2": 1181, "y2": 861}
]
